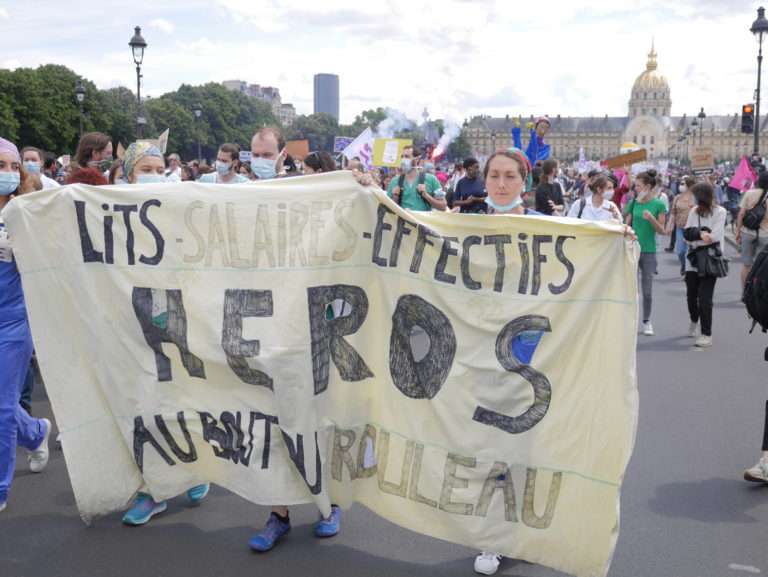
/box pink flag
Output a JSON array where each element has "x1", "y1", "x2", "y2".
[{"x1": 731, "y1": 156, "x2": 757, "y2": 192}]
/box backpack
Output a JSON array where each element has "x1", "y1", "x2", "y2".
[
  {"x1": 396, "y1": 172, "x2": 426, "y2": 206},
  {"x1": 743, "y1": 243, "x2": 768, "y2": 349},
  {"x1": 742, "y1": 189, "x2": 768, "y2": 232}
]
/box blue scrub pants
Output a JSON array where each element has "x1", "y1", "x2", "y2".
[
  {"x1": 0, "y1": 329, "x2": 45, "y2": 503},
  {"x1": 675, "y1": 228, "x2": 687, "y2": 276}
]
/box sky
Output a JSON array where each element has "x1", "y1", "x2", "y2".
[{"x1": 0, "y1": 0, "x2": 765, "y2": 125}]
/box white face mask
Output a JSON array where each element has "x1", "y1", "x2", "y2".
[
  {"x1": 135, "y1": 174, "x2": 168, "y2": 185},
  {"x1": 603, "y1": 189, "x2": 615, "y2": 201},
  {"x1": 679, "y1": 184, "x2": 687, "y2": 193}
]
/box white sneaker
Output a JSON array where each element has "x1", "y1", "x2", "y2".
[
  {"x1": 642, "y1": 322, "x2": 654, "y2": 336},
  {"x1": 474, "y1": 552, "x2": 502, "y2": 575},
  {"x1": 744, "y1": 457, "x2": 768, "y2": 483},
  {"x1": 688, "y1": 322, "x2": 698, "y2": 337},
  {"x1": 28, "y1": 418, "x2": 51, "y2": 473},
  {"x1": 694, "y1": 335, "x2": 712, "y2": 348},
  {"x1": 0, "y1": 501, "x2": 6, "y2": 513}
]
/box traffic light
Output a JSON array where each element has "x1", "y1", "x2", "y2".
[{"x1": 742, "y1": 103, "x2": 755, "y2": 134}]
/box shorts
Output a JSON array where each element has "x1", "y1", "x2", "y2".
[{"x1": 741, "y1": 233, "x2": 768, "y2": 265}]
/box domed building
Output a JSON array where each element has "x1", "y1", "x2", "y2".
[{"x1": 464, "y1": 43, "x2": 754, "y2": 164}]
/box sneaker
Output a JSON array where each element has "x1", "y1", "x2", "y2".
[
  {"x1": 186, "y1": 483, "x2": 209, "y2": 505},
  {"x1": 744, "y1": 457, "x2": 768, "y2": 483},
  {"x1": 249, "y1": 513, "x2": 291, "y2": 552},
  {"x1": 642, "y1": 322, "x2": 654, "y2": 336},
  {"x1": 0, "y1": 501, "x2": 6, "y2": 513},
  {"x1": 314, "y1": 505, "x2": 341, "y2": 538},
  {"x1": 28, "y1": 418, "x2": 51, "y2": 473},
  {"x1": 122, "y1": 493, "x2": 168, "y2": 526},
  {"x1": 695, "y1": 335, "x2": 712, "y2": 348},
  {"x1": 688, "y1": 322, "x2": 698, "y2": 338},
  {"x1": 474, "y1": 552, "x2": 502, "y2": 575}
]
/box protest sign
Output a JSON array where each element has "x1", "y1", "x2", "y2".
[
  {"x1": 239, "y1": 151, "x2": 251, "y2": 164},
  {"x1": 333, "y1": 137, "x2": 354, "y2": 154},
  {"x1": 4, "y1": 173, "x2": 639, "y2": 577},
  {"x1": 601, "y1": 148, "x2": 647, "y2": 170},
  {"x1": 690, "y1": 146, "x2": 715, "y2": 175},
  {"x1": 285, "y1": 139, "x2": 310, "y2": 160},
  {"x1": 373, "y1": 138, "x2": 413, "y2": 167}
]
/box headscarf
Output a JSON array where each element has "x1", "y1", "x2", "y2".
[
  {"x1": 123, "y1": 142, "x2": 163, "y2": 179},
  {"x1": 0, "y1": 137, "x2": 21, "y2": 163}
]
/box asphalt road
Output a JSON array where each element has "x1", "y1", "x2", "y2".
[{"x1": 2, "y1": 241, "x2": 767, "y2": 577}]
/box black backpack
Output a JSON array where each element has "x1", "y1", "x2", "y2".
[
  {"x1": 742, "y1": 189, "x2": 768, "y2": 232},
  {"x1": 576, "y1": 197, "x2": 587, "y2": 219},
  {"x1": 743, "y1": 243, "x2": 768, "y2": 358},
  {"x1": 396, "y1": 172, "x2": 426, "y2": 206}
]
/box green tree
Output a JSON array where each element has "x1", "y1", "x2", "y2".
[
  {"x1": 287, "y1": 113, "x2": 339, "y2": 151},
  {"x1": 448, "y1": 132, "x2": 472, "y2": 161},
  {"x1": 100, "y1": 87, "x2": 139, "y2": 148}
]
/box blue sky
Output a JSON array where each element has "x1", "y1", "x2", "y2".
[{"x1": 0, "y1": 0, "x2": 764, "y2": 124}]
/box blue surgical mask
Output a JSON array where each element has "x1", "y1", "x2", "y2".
[
  {"x1": 424, "y1": 162, "x2": 435, "y2": 172},
  {"x1": 0, "y1": 171, "x2": 20, "y2": 195},
  {"x1": 215, "y1": 160, "x2": 231, "y2": 176},
  {"x1": 485, "y1": 195, "x2": 523, "y2": 213},
  {"x1": 135, "y1": 174, "x2": 168, "y2": 185},
  {"x1": 400, "y1": 158, "x2": 413, "y2": 172},
  {"x1": 24, "y1": 161, "x2": 41, "y2": 174},
  {"x1": 251, "y1": 156, "x2": 277, "y2": 180}
]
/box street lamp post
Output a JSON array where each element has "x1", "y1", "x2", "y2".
[
  {"x1": 74, "y1": 80, "x2": 86, "y2": 137},
  {"x1": 193, "y1": 103, "x2": 203, "y2": 162},
  {"x1": 697, "y1": 107, "x2": 706, "y2": 146},
  {"x1": 129, "y1": 26, "x2": 147, "y2": 139},
  {"x1": 691, "y1": 117, "x2": 699, "y2": 154},
  {"x1": 751, "y1": 7, "x2": 768, "y2": 155},
  {"x1": 490, "y1": 131, "x2": 497, "y2": 154}
]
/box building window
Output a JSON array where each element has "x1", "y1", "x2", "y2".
[
  {"x1": 653, "y1": 92, "x2": 657, "y2": 99},
  {"x1": 652, "y1": 108, "x2": 657, "y2": 115},
  {"x1": 641, "y1": 135, "x2": 646, "y2": 145},
  {"x1": 650, "y1": 135, "x2": 655, "y2": 145},
  {"x1": 641, "y1": 108, "x2": 646, "y2": 115}
]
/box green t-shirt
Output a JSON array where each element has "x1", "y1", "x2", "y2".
[
  {"x1": 387, "y1": 172, "x2": 445, "y2": 211},
  {"x1": 629, "y1": 197, "x2": 667, "y2": 253}
]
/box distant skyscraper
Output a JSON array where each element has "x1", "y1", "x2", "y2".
[{"x1": 313, "y1": 74, "x2": 339, "y2": 120}]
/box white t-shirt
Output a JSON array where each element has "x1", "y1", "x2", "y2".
[
  {"x1": 567, "y1": 197, "x2": 622, "y2": 222},
  {"x1": 40, "y1": 174, "x2": 60, "y2": 189},
  {"x1": 198, "y1": 172, "x2": 249, "y2": 184}
]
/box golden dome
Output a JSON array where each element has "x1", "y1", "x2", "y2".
[{"x1": 632, "y1": 42, "x2": 669, "y2": 94}]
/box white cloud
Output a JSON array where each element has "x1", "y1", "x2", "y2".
[
  {"x1": 149, "y1": 18, "x2": 175, "y2": 34},
  {"x1": 2, "y1": 59, "x2": 20, "y2": 70},
  {"x1": 0, "y1": 7, "x2": 8, "y2": 21}
]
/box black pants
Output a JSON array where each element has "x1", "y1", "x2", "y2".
[
  {"x1": 667, "y1": 225, "x2": 676, "y2": 250},
  {"x1": 685, "y1": 272, "x2": 717, "y2": 336}
]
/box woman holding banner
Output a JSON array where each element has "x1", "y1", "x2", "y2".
[
  {"x1": 118, "y1": 141, "x2": 212, "y2": 525},
  {"x1": 0, "y1": 136, "x2": 52, "y2": 514}
]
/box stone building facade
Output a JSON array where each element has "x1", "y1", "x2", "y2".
[{"x1": 464, "y1": 45, "x2": 758, "y2": 164}]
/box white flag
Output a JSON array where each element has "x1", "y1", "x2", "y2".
[{"x1": 342, "y1": 127, "x2": 374, "y2": 168}]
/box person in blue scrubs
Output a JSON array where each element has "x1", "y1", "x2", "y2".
[
  {"x1": 119, "y1": 141, "x2": 212, "y2": 525},
  {"x1": 0, "y1": 136, "x2": 51, "y2": 513}
]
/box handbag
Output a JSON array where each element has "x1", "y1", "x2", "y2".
[{"x1": 686, "y1": 213, "x2": 729, "y2": 278}]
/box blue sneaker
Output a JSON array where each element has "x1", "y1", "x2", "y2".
[
  {"x1": 122, "y1": 493, "x2": 167, "y2": 526},
  {"x1": 314, "y1": 505, "x2": 341, "y2": 538},
  {"x1": 249, "y1": 514, "x2": 291, "y2": 552},
  {"x1": 186, "y1": 483, "x2": 209, "y2": 505}
]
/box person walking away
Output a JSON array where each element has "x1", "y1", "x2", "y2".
[
  {"x1": 682, "y1": 182, "x2": 727, "y2": 347},
  {"x1": 626, "y1": 170, "x2": 667, "y2": 336}
]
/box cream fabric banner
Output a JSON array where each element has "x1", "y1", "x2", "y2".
[{"x1": 3, "y1": 172, "x2": 639, "y2": 577}]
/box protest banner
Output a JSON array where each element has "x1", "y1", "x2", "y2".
[
  {"x1": 3, "y1": 173, "x2": 639, "y2": 577},
  {"x1": 239, "y1": 151, "x2": 251, "y2": 164},
  {"x1": 690, "y1": 146, "x2": 715, "y2": 175},
  {"x1": 373, "y1": 138, "x2": 413, "y2": 167},
  {"x1": 333, "y1": 136, "x2": 354, "y2": 154},
  {"x1": 601, "y1": 148, "x2": 647, "y2": 170},
  {"x1": 342, "y1": 128, "x2": 375, "y2": 169},
  {"x1": 285, "y1": 139, "x2": 310, "y2": 160}
]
